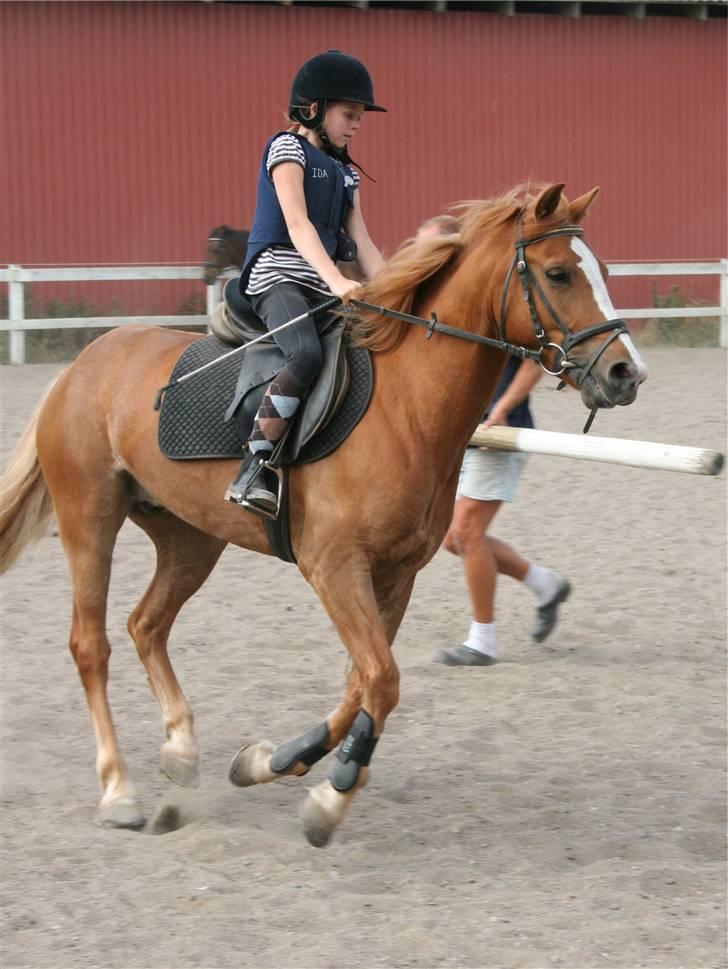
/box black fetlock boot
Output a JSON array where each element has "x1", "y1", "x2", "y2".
[{"x1": 224, "y1": 450, "x2": 278, "y2": 516}]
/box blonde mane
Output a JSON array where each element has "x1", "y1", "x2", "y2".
[
  {"x1": 353, "y1": 185, "x2": 559, "y2": 353},
  {"x1": 352, "y1": 233, "x2": 462, "y2": 352}
]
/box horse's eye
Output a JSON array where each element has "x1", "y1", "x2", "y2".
[{"x1": 545, "y1": 268, "x2": 569, "y2": 285}]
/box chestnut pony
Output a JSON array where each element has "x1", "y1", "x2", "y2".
[{"x1": 0, "y1": 185, "x2": 646, "y2": 846}]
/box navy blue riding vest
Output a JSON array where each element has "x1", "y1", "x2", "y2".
[{"x1": 240, "y1": 132, "x2": 356, "y2": 293}]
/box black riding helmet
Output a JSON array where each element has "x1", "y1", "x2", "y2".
[{"x1": 289, "y1": 49, "x2": 386, "y2": 131}]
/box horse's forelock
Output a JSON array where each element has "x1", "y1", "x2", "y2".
[{"x1": 458, "y1": 186, "x2": 574, "y2": 247}]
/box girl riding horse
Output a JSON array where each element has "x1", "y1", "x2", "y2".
[{"x1": 226, "y1": 49, "x2": 386, "y2": 514}]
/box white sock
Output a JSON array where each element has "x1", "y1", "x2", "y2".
[
  {"x1": 464, "y1": 620, "x2": 497, "y2": 658},
  {"x1": 524, "y1": 564, "x2": 562, "y2": 607}
]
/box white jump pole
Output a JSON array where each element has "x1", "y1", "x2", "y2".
[{"x1": 469, "y1": 426, "x2": 724, "y2": 477}]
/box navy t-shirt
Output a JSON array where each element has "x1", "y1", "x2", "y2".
[{"x1": 484, "y1": 356, "x2": 535, "y2": 429}]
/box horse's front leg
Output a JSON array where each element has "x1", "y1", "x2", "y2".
[
  {"x1": 228, "y1": 563, "x2": 412, "y2": 847},
  {"x1": 228, "y1": 669, "x2": 362, "y2": 788},
  {"x1": 297, "y1": 565, "x2": 413, "y2": 847}
]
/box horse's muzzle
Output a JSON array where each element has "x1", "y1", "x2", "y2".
[{"x1": 579, "y1": 357, "x2": 645, "y2": 409}]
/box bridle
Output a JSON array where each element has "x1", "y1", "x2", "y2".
[
  {"x1": 497, "y1": 223, "x2": 629, "y2": 432},
  {"x1": 498, "y1": 224, "x2": 628, "y2": 385}
]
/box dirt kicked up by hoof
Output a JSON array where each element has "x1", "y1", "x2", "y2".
[
  {"x1": 98, "y1": 797, "x2": 145, "y2": 830},
  {"x1": 146, "y1": 804, "x2": 183, "y2": 836}
]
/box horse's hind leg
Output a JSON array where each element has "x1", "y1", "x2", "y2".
[
  {"x1": 127, "y1": 508, "x2": 226, "y2": 788},
  {"x1": 54, "y1": 481, "x2": 144, "y2": 828}
]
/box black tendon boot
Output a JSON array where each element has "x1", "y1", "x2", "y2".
[{"x1": 224, "y1": 450, "x2": 278, "y2": 516}]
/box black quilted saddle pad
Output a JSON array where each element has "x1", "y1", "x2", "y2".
[{"x1": 157, "y1": 333, "x2": 372, "y2": 465}]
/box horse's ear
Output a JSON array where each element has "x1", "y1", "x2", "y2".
[
  {"x1": 534, "y1": 183, "x2": 565, "y2": 221},
  {"x1": 569, "y1": 187, "x2": 600, "y2": 224}
]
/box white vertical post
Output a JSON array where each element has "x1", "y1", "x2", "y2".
[
  {"x1": 720, "y1": 258, "x2": 727, "y2": 350},
  {"x1": 206, "y1": 280, "x2": 222, "y2": 333},
  {"x1": 8, "y1": 265, "x2": 26, "y2": 365}
]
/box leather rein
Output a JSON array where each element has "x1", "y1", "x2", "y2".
[{"x1": 351, "y1": 224, "x2": 628, "y2": 433}]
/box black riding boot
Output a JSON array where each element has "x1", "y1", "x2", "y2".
[{"x1": 224, "y1": 450, "x2": 278, "y2": 516}]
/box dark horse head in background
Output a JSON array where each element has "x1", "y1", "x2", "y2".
[{"x1": 203, "y1": 226, "x2": 249, "y2": 284}]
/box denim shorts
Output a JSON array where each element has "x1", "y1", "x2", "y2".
[{"x1": 456, "y1": 446, "x2": 528, "y2": 502}]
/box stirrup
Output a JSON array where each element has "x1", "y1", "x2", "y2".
[
  {"x1": 242, "y1": 464, "x2": 283, "y2": 520},
  {"x1": 225, "y1": 456, "x2": 282, "y2": 520}
]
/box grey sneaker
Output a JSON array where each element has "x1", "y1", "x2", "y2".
[
  {"x1": 432, "y1": 644, "x2": 496, "y2": 666},
  {"x1": 530, "y1": 577, "x2": 571, "y2": 643}
]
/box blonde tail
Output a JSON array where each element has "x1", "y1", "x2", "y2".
[{"x1": 0, "y1": 389, "x2": 55, "y2": 574}]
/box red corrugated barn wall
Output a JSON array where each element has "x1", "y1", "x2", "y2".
[{"x1": 1, "y1": 1, "x2": 725, "y2": 314}]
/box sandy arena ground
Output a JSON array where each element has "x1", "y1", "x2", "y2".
[{"x1": 1, "y1": 348, "x2": 726, "y2": 969}]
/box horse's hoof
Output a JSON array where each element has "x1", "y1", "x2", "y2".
[
  {"x1": 160, "y1": 749, "x2": 200, "y2": 788},
  {"x1": 99, "y1": 797, "x2": 145, "y2": 830},
  {"x1": 300, "y1": 792, "x2": 337, "y2": 848},
  {"x1": 228, "y1": 740, "x2": 276, "y2": 787}
]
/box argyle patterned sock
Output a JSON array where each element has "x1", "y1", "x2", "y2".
[{"x1": 248, "y1": 368, "x2": 306, "y2": 455}]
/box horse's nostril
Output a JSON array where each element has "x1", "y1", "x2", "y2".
[{"x1": 609, "y1": 361, "x2": 636, "y2": 386}]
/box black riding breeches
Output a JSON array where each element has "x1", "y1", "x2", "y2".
[{"x1": 250, "y1": 283, "x2": 326, "y2": 386}]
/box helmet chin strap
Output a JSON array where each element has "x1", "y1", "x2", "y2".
[
  {"x1": 316, "y1": 122, "x2": 346, "y2": 159},
  {"x1": 293, "y1": 100, "x2": 376, "y2": 182},
  {"x1": 317, "y1": 124, "x2": 376, "y2": 182}
]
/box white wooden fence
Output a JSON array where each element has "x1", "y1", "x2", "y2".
[{"x1": 2, "y1": 260, "x2": 727, "y2": 364}]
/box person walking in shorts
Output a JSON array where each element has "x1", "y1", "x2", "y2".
[{"x1": 432, "y1": 356, "x2": 571, "y2": 667}]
